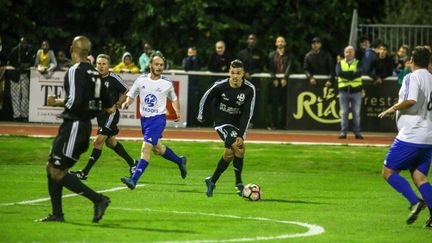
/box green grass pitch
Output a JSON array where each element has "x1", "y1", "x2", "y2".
[{"x1": 0, "y1": 136, "x2": 431, "y2": 242}]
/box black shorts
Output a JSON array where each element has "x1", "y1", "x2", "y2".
[
  {"x1": 96, "y1": 109, "x2": 120, "y2": 137},
  {"x1": 216, "y1": 125, "x2": 241, "y2": 148},
  {"x1": 48, "y1": 119, "x2": 92, "y2": 170}
]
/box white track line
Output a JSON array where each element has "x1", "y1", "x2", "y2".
[
  {"x1": 111, "y1": 207, "x2": 325, "y2": 242},
  {"x1": 6, "y1": 134, "x2": 391, "y2": 147},
  {"x1": 0, "y1": 185, "x2": 144, "y2": 207}
]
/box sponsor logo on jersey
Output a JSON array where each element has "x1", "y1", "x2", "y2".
[
  {"x1": 144, "y1": 94, "x2": 157, "y2": 107},
  {"x1": 221, "y1": 93, "x2": 229, "y2": 101}
]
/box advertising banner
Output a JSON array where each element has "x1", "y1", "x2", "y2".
[
  {"x1": 29, "y1": 70, "x2": 188, "y2": 128},
  {"x1": 287, "y1": 78, "x2": 399, "y2": 132}
]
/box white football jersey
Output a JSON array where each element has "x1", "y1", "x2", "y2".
[
  {"x1": 127, "y1": 74, "x2": 177, "y2": 118},
  {"x1": 396, "y1": 69, "x2": 432, "y2": 145}
]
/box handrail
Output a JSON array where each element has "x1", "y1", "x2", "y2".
[{"x1": 5, "y1": 66, "x2": 397, "y2": 81}]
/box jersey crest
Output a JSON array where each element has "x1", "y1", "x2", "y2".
[{"x1": 236, "y1": 93, "x2": 245, "y2": 105}]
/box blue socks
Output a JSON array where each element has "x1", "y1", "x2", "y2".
[
  {"x1": 131, "y1": 159, "x2": 149, "y2": 182},
  {"x1": 162, "y1": 146, "x2": 182, "y2": 164},
  {"x1": 419, "y1": 183, "x2": 432, "y2": 218},
  {"x1": 387, "y1": 173, "x2": 419, "y2": 205}
]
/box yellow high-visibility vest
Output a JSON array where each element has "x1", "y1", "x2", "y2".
[{"x1": 338, "y1": 59, "x2": 362, "y2": 89}]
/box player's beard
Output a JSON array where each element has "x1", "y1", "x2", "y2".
[{"x1": 150, "y1": 67, "x2": 162, "y2": 78}]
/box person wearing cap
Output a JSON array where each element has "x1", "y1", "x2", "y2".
[
  {"x1": 303, "y1": 37, "x2": 334, "y2": 87},
  {"x1": 112, "y1": 51, "x2": 140, "y2": 74}
]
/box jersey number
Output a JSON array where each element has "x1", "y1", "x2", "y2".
[
  {"x1": 428, "y1": 91, "x2": 432, "y2": 111},
  {"x1": 93, "y1": 76, "x2": 101, "y2": 98}
]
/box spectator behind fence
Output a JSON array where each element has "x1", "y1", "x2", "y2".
[
  {"x1": 394, "y1": 44, "x2": 410, "y2": 76},
  {"x1": 55, "y1": 50, "x2": 73, "y2": 71},
  {"x1": 113, "y1": 52, "x2": 140, "y2": 74},
  {"x1": 362, "y1": 39, "x2": 383, "y2": 75},
  {"x1": 182, "y1": 47, "x2": 202, "y2": 71},
  {"x1": 370, "y1": 44, "x2": 395, "y2": 85},
  {"x1": 7, "y1": 37, "x2": 34, "y2": 122},
  {"x1": 139, "y1": 41, "x2": 153, "y2": 73},
  {"x1": 208, "y1": 40, "x2": 233, "y2": 73},
  {"x1": 237, "y1": 33, "x2": 266, "y2": 128},
  {"x1": 267, "y1": 36, "x2": 292, "y2": 130},
  {"x1": 397, "y1": 57, "x2": 411, "y2": 85},
  {"x1": 303, "y1": 37, "x2": 334, "y2": 87},
  {"x1": 35, "y1": 40, "x2": 57, "y2": 76},
  {"x1": 336, "y1": 45, "x2": 363, "y2": 140},
  {"x1": 182, "y1": 46, "x2": 202, "y2": 126},
  {"x1": 0, "y1": 35, "x2": 8, "y2": 111},
  {"x1": 356, "y1": 36, "x2": 370, "y2": 62}
]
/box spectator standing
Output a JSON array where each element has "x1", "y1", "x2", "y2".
[
  {"x1": 394, "y1": 44, "x2": 410, "y2": 76},
  {"x1": 182, "y1": 46, "x2": 202, "y2": 71},
  {"x1": 0, "y1": 35, "x2": 8, "y2": 111},
  {"x1": 370, "y1": 44, "x2": 395, "y2": 85},
  {"x1": 208, "y1": 40, "x2": 233, "y2": 73},
  {"x1": 237, "y1": 34, "x2": 266, "y2": 127},
  {"x1": 182, "y1": 46, "x2": 202, "y2": 126},
  {"x1": 397, "y1": 58, "x2": 412, "y2": 85},
  {"x1": 139, "y1": 41, "x2": 153, "y2": 73},
  {"x1": 336, "y1": 46, "x2": 364, "y2": 139},
  {"x1": 267, "y1": 36, "x2": 292, "y2": 129},
  {"x1": 362, "y1": 39, "x2": 384, "y2": 75},
  {"x1": 55, "y1": 50, "x2": 72, "y2": 71},
  {"x1": 8, "y1": 37, "x2": 34, "y2": 121},
  {"x1": 303, "y1": 37, "x2": 334, "y2": 87},
  {"x1": 35, "y1": 40, "x2": 57, "y2": 76},
  {"x1": 356, "y1": 36, "x2": 370, "y2": 62},
  {"x1": 112, "y1": 52, "x2": 140, "y2": 74}
]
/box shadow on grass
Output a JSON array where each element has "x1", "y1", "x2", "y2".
[
  {"x1": 260, "y1": 198, "x2": 330, "y2": 204},
  {"x1": 66, "y1": 221, "x2": 197, "y2": 234}
]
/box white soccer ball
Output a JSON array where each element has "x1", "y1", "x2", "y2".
[{"x1": 242, "y1": 183, "x2": 261, "y2": 201}]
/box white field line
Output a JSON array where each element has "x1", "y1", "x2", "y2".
[
  {"x1": 0, "y1": 185, "x2": 144, "y2": 207},
  {"x1": 111, "y1": 207, "x2": 325, "y2": 242},
  {"x1": 0, "y1": 184, "x2": 325, "y2": 241}
]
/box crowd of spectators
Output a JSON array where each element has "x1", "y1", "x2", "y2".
[{"x1": 0, "y1": 34, "x2": 430, "y2": 130}]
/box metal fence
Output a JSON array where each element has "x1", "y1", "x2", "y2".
[
  {"x1": 358, "y1": 24, "x2": 432, "y2": 51},
  {"x1": 349, "y1": 9, "x2": 432, "y2": 52}
]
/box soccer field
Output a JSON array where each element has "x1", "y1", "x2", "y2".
[{"x1": 0, "y1": 136, "x2": 431, "y2": 242}]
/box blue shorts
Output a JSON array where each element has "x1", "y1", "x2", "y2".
[
  {"x1": 384, "y1": 139, "x2": 432, "y2": 175},
  {"x1": 140, "y1": 114, "x2": 166, "y2": 145}
]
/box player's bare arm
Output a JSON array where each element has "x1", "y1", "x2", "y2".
[
  {"x1": 121, "y1": 96, "x2": 134, "y2": 109},
  {"x1": 117, "y1": 93, "x2": 128, "y2": 108},
  {"x1": 172, "y1": 99, "x2": 181, "y2": 122},
  {"x1": 378, "y1": 99, "x2": 416, "y2": 118}
]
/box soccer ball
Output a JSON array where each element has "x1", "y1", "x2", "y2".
[{"x1": 242, "y1": 183, "x2": 261, "y2": 201}]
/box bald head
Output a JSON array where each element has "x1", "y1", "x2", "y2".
[
  {"x1": 344, "y1": 45, "x2": 355, "y2": 61},
  {"x1": 71, "y1": 36, "x2": 92, "y2": 61}
]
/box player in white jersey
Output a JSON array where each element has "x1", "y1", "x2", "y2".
[
  {"x1": 378, "y1": 46, "x2": 432, "y2": 228},
  {"x1": 120, "y1": 52, "x2": 187, "y2": 190}
]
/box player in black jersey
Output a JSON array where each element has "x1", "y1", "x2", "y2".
[
  {"x1": 37, "y1": 36, "x2": 113, "y2": 223},
  {"x1": 197, "y1": 59, "x2": 256, "y2": 197},
  {"x1": 72, "y1": 54, "x2": 137, "y2": 180}
]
